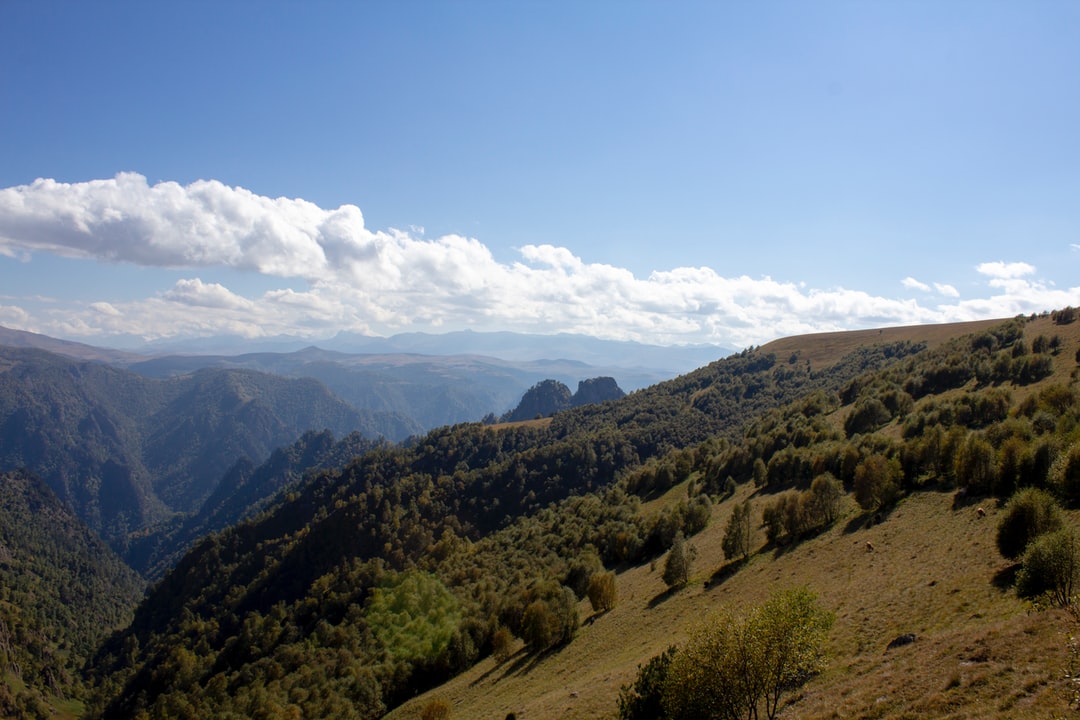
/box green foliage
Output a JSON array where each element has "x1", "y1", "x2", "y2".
[
  {"x1": 0, "y1": 470, "x2": 144, "y2": 711},
  {"x1": 1016, "y1": 529, "x2": 1080, "y2": 606},
  {"x1": 366, "y1": 571, "x2": 462, "y2": 663},
  {"x1": 996, "y1": 487, "x2": 1064, "y2": 560},
  {"x1": 853, "y1": 454, "x2": 903, "y2": 511},
  {"x1": 953, "y1": 434, "x2": 997, "y2": 495},
  {"x1": 662, "y1": 532, "x2": 691, "y2": 589},
  {"x1": 721, "y1": 500, "x2": 753, "y2": 562},
  {"x1": 661, "y1": 587, "x2": 833, "y2": 720},
  {"x1": 844, "y1": 397, "x2": 892, "y2": 437},
  {"x1": 520, "y1": 586, "x2": 578, "y2": 653},
  {"x1": 1050, "y1": 442, "x2": 1080, "y2": 507},
  {"x1": 617, "y1": 646, "x2": 676, "y2": 720},
  {"x1": 587, "y1": 571, "x2": 618, "y2": 613}
]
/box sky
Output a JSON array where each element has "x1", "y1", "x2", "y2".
[{"x1": 1, "y1": 1, "x2": 1078, "y2": 350}]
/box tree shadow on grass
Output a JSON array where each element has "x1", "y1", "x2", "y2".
[
  {"x1": 706, "y1": 558, "x2": 745, "y2": 590},
  {"x1": 843, "y1": 507, "x2": 895, "y2": 534},
  {"x1": 647, "y1": 585, "x2": 682, "y2": 609},
  {"x1": 992, "y1": 562, "x2": 1020, "y2": 592}
]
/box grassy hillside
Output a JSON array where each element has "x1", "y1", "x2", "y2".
[{"x1": 390, "y1": 310, "x2": 1080, "y2": 719}]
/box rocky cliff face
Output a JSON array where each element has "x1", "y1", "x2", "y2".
[{"x1": 503, "y1": 376, "x2": 625, "y2": 421}]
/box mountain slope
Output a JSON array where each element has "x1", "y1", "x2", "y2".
[
  {"x1": 85, "y1": 323, "x2": 932, "y2": 718},
  {"x1": 0, "y1": 470, "x2": 144, "y2": 719},
  {"x1": 0, "y1": 346, "x2": 399, "y2": 546}
]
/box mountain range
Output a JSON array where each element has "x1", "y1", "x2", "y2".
[{"x1": 2, "y1": 311, "x2": 1080, "y2": 719}]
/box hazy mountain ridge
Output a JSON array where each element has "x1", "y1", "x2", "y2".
[{"x1": 0, "y1": 346, "x2": 402, "y2": 546}]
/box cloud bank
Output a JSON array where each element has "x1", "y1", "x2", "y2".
[{"x1": 1, "y1": 174, "x2": 1077, "y2": 348}]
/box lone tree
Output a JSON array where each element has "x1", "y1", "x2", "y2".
[
  {"x1": 662, "y1": 587, "x2": 833, "y2": 720},
  {"x1": 721, "y1": 500, "x2": 753, "y2": 562},
  {"x1": 662, "y1": 532, "x2": 691, "y2": 589}
]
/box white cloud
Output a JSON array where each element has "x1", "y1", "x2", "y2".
[
  {"x1": 1, "y1": 174, "x2": 1078, "y2": 348},
  {"x1": 976, "y1": 261, "x2": 1036, "y2": 279}
]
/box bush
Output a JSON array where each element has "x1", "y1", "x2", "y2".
[
  {"x1": 662, "y1": 532, "x2": 692, "y2": 589},
  {"x1": 661, "y1": 587, "x2": 833, "y2": 720},
  {"x1": 1016, "y1": 529, "x2": 1079, "y2": 606},
  {"x1": 617, "y1": 647, "x2": 676, "y2": 720},
  {"x1": 421, "y1": 698, "x2": 453, "y2": 720},
  {"x1": 996, "y1": 488, "x2": 1063, "y2": 560},
  {"x1": 1050, "y1": 443, "x2": 1080, "y2": 507},
  {"x1": 491, "y1": 626, "x2": 514, "y2": 664},
  {"x1": 844, "y1": 397, "x2": 892, "y2": 437},
  {"x1": 853, "y1": 454, "x2": 902, "y2": 511},
  {"x1": 587, "y1": 571, "x2": 617, "y2": 613},
  {"x1": 520, "y1": 586, "x2": 578, "y2": 653}
]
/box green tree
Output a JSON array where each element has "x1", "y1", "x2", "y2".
[
  {"x1": 953, "y1": 434, "x2": 996, "y2": 495},
  {"x1": 721, "y1": 500, "x2": 753, "y2": 562},
  {"x1": 853, "y1": 454, "x2": 902, "y2": 511},
  {"x1": 1016, "y1": 529, "x2": 1080, "y2": 606},
  {"x1": 996, "y1": 487, "x2": 1063, "y2": 560},
  {"x1": 617, "y1": 647, "x2": 676, "y2": 720},
  {"x1": 662, "y1": 587, "x2": 833, "y2": 720},
  {"x1": 807, "y1": 472, "x2": 843, "y2": 526},
  {"x1": 662, "y1": 532, "x2": 691, "y2": 589}
]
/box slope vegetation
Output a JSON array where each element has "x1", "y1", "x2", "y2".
[
  {"x1": 0, "y1": 470, "x2": 144, "y2": 719},
  {"x1": 83, "y1": 309, "x2": 1080, "y2": 719}
]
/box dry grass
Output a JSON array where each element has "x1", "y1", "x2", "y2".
[{"x1": 761, "y1": 318, "x2": 1007, "y2": 370}]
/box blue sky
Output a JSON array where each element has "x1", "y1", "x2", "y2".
[{"x1": 1, "y1": 1, "x2": 1078, "y2": 349}]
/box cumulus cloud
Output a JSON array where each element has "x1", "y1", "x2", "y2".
[
  {"x1": 976, "y1": 261, "x2": 1036, "y2": 279},
  {"x1": 1, "y1": 174, "x2": 1078, "y2": 348},
  {"x1": 934, "y1": 283, "x2": 959, "y2": 298},
  {"x1": 902, "y1": 277, "x2": 931, "y2": 292}
]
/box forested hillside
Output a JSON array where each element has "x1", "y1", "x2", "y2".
[
  {"x1": 7, "y1": 311, "x2": 1078, "y2": 719},
  {"x1": 0, "y1": 470, "x2": 144, "y2": 720},
  {"x1": 0, "y1": 347, "x2": 407, "y2": 547},
  {"x1": 83, "y1": 321, "x2": 935, "y2": 718}
]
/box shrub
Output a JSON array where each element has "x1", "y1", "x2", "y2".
[
  {"x1": 1016, "y1": 529, "x2": 1079, "y2": 606},
  {"x1": 421, "y1": 698, "x2": 453, "y2": 720},
  {"x1": 617, "y1": 647, "x2": 677, "y2": 720},
  {"x1": 587, "y1": 571, "x2": 617, "y2": 613},
  {"x1": 520, "y1": 586, "x2": 578, "y2": 653},
  {"x1": 996, "y1": 487, "x2": 1063, "y2": 560},
  {"x1": 661, "y1": 587, "x2": 833, "y2": 720},
  {"x1": 491, "y1": 626, "x2": 514, "y2": 664},
  {"x1": 1050, "y1": 443, "x2": 1080, "y2": 507},
  {"x1": 853, "y1": 454, "x2": 902, "y2": 511},
  {"x1": 953, "y1": 435, "x2": 996, "y2": 495},
  {"x1": 807, "y1": 472, "x2": 844, "y2": 526}
]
